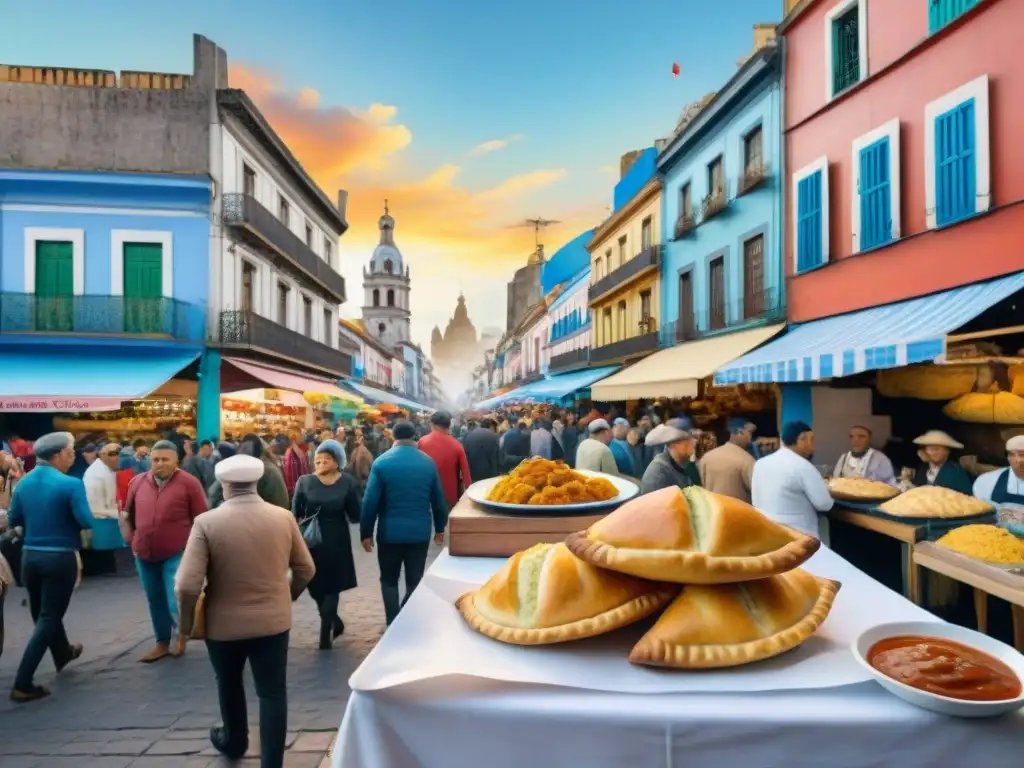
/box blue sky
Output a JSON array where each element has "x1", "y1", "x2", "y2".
[{"x1": 2, "y1": 0, "x2": 783, "y2": 343}]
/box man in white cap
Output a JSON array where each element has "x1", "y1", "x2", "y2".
[
  {"x1": 575, "y1": 419, "x2": 620, "y2": 475},
  {"x1": 175, "y1": 454, "x2": 315, "y2": 765},
  {"x1": 973, "y1": 435, "x2": 1024, "y2": 505},
  {"x1": 640, "y1": 423, "x2": 700, "y2": 495}
]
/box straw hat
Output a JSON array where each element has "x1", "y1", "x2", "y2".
[{"x1": 912, "y1": 430, "x2": 963, "y2": 450}]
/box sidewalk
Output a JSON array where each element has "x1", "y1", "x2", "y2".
[{"x1": 0, "y1": 537, "x2": 441, "y2": 767}]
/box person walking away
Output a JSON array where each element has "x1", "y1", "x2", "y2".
[
  {"x1": 292, "y1": 439, "x2": 360, "y2": 649},
  {"x1": 183, "y1": 439, "x2": 216, "y2": 490},
  {"x1": 282, "y1": 432, "x2": 310, "y2": 500},
  {"x1": 121, "y1": 439, "x2": 151, "y2": 472},
  {"x1": 8, "y1": 432, "x2": 94, "y2": 702},
  {"x1": 122, "y1": 441, "x2": 207, "y2": 662},
  {"x1": 361, "y1": 420, "x2": 448, "y2": 626},
  {"x1": 698, "y1": 419, "x2": 757, "y2": 503},
  {"x1": 640, "y1": 424, "x2": 701, "y2": 494},
  {"x1": 418, "y1": 411, "x2": 472, "y2": 510},
  {"x1": 609, "y1": 418, "x2": 637, "y2": 476},
  {"x1": 176, "y1": 455, "x2": 315, "y2": 767},
  {"x1": 346, "y1": 431, "x2": 374, "y2": 490},
  {"x1": 207, "y1": 435, "x2": 289, "y2": 509},
  {"x1": 530, "y1": 419, "x2": 554, "y2": 460},
  {"x1": 84, "y1": 443, "x2": 122, "y2": 520},
  {"x1": 575, "y1": 419, "x2": 621, "y2": 475},
  {"x1": 558, "y1": 412, "x2": 581, "y2": 468},
  {"x1": 501, "y1": 419, "x2": 531, "y2": 472},
  {"x1": 463, "y1": 418, "x2": 500, "y2": 482},
  {"x1": 751, "y1": 421, "x2": 833, "y2": 536}
]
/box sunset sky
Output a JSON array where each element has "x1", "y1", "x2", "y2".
[{"x1": 3, "y1": 0, "x2": 782, "y2": 348}]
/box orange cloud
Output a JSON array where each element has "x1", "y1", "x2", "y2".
[{"x1": 469, "y1": 133, "x2": 525, "y2": 156}]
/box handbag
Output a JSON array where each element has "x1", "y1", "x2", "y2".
[
  {"x1": 190, "y1": 587, "x2": 208, "y2": 640},
  {"x1": 299, "y1": 511, "x2": 322, "y2": 549}
]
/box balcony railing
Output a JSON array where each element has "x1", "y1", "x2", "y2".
[
  {"x1": 674, "y1": 209, "x2": 696, "y2": 240},
  {"x1": 222, "y1": 193, "x2": 347, "y2": 303},
  {"x1": 217, "y1": 310, "x2": 353, "y2": 377},
  {"x1": 738, "y1": 160, "x2": 771, "y2": 196},
  {"x1": 0, "y1": 293, "x2": 205, "y2": 341},
  {"x1": 700, "y1": 182, "x2": 731, "y2": 222},
  {"x1": 549, "y1": 346, "x2": 591, "y2": 372},
  {"x1": 590, "y1": 332, "x2": 659, "y2": 363},
  {"x1": 588, "y1": 244, "x2": 662, "y2": 304},
  {"x1": 661, "y1": 288, "x2": 785, "y2": 345}
]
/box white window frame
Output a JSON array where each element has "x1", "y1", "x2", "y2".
[
  {"x1": 851, "y1": 118, "x2": 901, "y2": 252},
  {"x1": 790, "y1": 156, "x2": 831, "y2": 274},
  {"x1": 24, "y1": 227, "x2": 85, "y2": 295},
  {"x1": 298, "y1": 290, "x2": 315, "y2": 337},
  {"x1": 824, "y1": 0, "x2": 868, "y2": 101},
  {"x1": 110, "y1": 230, "x2": 173, "y2": 298},
  {"x1": 923, "y1": 74, "x2": 991, "y2": 231}
]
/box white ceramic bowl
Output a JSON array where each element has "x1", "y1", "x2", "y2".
[
  {"x1": 464, "y1": 469, "x2": 639, "y2": 514},
  {"x1": 852, "y1": 621, "x2": 1024, "y2": 718}
]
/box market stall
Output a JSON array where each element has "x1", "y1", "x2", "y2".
[{"x1": 220, "y1": 389, "x2": 309, "y2": 438}]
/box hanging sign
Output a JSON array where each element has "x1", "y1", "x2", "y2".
[{"x1": 0, "y1": 397, "x2": 124, "y2": 413}]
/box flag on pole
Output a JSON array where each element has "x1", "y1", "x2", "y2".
[{"x1": 671, "y1": 62, "x2": 681, "y2": 78}]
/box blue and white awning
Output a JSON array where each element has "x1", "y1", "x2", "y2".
[
  {"x1": 714, "y1": 272, "x2": 1024, "y2": 385},
  {"x1": 338, "y1": 379, "x2": 434, "y2": 412}
]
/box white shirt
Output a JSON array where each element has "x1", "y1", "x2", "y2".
[
  {"x1": 751, "y1": 447, "x2": 833, "y2": 536},
  {"x1": 973, "y1": 467, "x2": 1024, "y2": 502},
  {"x1": 83, "y1": 459, "x2": 119, "y2": 519},
  {"x1": 575, "y1": 438, "x2": 619, "y2": 476}
]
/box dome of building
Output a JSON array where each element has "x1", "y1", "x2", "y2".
[
  {"x1": 443, "y1": 293, "x2": 478, "y2": 345},
  {"x1": 369, "y1": 200, "x2": 403, "y2": 275}
]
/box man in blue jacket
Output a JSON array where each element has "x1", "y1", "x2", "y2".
[
  {"x1": 360, "y1": 420, "x2": 448, "y2": 626},
  {"x1": 8, "y1": 431, "x2": 95, "y2": 702}
]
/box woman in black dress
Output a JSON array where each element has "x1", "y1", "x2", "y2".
[{"x1": 291, "y1": 439, "x2": 361, "y2": 650}]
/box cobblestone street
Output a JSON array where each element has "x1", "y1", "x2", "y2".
[{"x1": 0, "y1": 536, "x2": 441, "y2": 767}]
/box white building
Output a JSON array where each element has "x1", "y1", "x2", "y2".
[
  {"x1": 362, "y1": 202, "x2": 412, "y2": 349},
  {"x1": 546, "y1": 266, "x2": 592, "y2": 373}
]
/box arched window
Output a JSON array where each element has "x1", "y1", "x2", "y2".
[
  {"x1": 378, "y1": 322, "x2": 386, "y2": 336},
  {"x1": 387, "y1": 289, "x2": 395, "y2": 307},
  {"x1": 372, "y1": 288, "x2": 380, "y2": 307},
  {"x1": 384, "y1": 259, "x2": 393, "y2": 275}
]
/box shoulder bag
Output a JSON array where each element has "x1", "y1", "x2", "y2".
[{"x1": 298, "y1": 504, "x2": 323, "y2": 549}]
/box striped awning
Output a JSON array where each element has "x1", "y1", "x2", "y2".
[{"x1": 714, "y1": 272, "x2": 1024, "y2": 385}]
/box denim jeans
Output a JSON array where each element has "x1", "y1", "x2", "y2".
[
  {"x1": 14, "y1": 549, "x2": 78, "y2": 691},
  {"x1": 135, "y1": 552, "x2": 182, "y2": 644},
  {"x1": 206, "y1": 631, "x2": 289, "y2": 768},
  {"x1": 377, "y1": 541, "x2": 429, "y2": 626}
]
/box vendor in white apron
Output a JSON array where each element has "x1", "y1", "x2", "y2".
[
  {"x1": 832, "y1": 425, "x2": 897, "y2": 484},
  {"x1": 973, "y1": 435, "x2": 1024, "y2": 505}
]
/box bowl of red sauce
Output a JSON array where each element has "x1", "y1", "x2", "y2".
[{"x1": 852, "y1": 621, "x2": 1024, "y2": 718}]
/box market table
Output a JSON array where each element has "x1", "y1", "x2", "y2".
[
  {"x1": 821, "y1": 503, "x2": 924, "y2": 602},
  {"x1": 332, "y1": 547, "x2": 1022, "y2": 768},
  {"x1": 914, "y1": 541, "x2": 1024, "y2": 651}
]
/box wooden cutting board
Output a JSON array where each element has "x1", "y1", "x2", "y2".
[{"x1": 447, "y1": 494, "x2": 608, "y2": 558}]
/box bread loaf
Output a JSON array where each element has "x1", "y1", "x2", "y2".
[{"x1": 876, "y1": 365, "x2": 976, "y2": 400}]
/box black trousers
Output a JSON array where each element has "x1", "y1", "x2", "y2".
[
  {"x1": 206, "y1": 631, "x2": 289, "y2": 768},
  {"x1": 15, "y1": 549, "x2": 78, "y2": 691},
  {"x1": 376, "y1": 541, "x2": 429, "y2": 626}
]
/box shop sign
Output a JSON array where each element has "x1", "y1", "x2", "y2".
[
  {"x1": 263, "y1": 389, "x2": 282, "y2": 401},
  {"x1": 0, "y1": 397, "x2": 124, "y2": 412}
]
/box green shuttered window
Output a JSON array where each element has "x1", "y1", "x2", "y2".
[
  {"x1": 35, "y1": 240, "x2": 74, "y2": 332},
  {"x1": 831, "y1": 6, "x2": 860, "y2": 95},
  {"x1": 123, "y1": 242, "x2": 164, "y2": 334},
  {"x1": 929, "y1": 0, "x2": 981, "y2": 34}
]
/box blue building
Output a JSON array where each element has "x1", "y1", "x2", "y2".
[{"x1": 0, "y1": 169, "x2": 210, "y2": 430}]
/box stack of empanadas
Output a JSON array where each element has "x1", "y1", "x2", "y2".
[{"x1": 456, "y1": 486, "x2": 841, "y2": 670}]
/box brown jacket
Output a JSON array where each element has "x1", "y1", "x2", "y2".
[
  {"x1": 174, "y1": 490, "x2": 315, "y2": 641},
  {"x1": 698, "y1": 441, "x2": 756, "y2": 504}
]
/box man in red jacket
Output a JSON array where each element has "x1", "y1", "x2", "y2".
[
  {"x1": 417, "y1": 411, "x2": 471, "y2": 510},
  {"x1": 122, "y1": 440, "x2": 207, "y2": 662}
]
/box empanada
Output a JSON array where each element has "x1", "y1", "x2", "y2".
[
  {"x1": 629, "y1": 569, "x2": 840, "y2": 668},
  {"x1": 456, "y1": 542, "x2": 677, "y2": 645},
  {"x1": 565, "y1": 486, "x2": 820, "y2": 584},
  {"x1": 828, "y1": 477, "x2": 901, "y2": 502},
  {"x1": 879, "y1": 485, "x2": 994, "y2": 519}
]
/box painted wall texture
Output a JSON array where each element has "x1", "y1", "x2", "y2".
[{"x1": 784, "y1": 0, "x2": 1021, "y2": 322}]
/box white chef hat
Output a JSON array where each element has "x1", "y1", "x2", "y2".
[
  {"x1": 1006, "y1": 435, "x2": 1024, "y2": 452},
  {"x1": 215, "y1": 454, "x2": 265, "y2": 484}
]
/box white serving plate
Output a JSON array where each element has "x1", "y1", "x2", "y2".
[
  {"x1": 852, "y1": 620, "x2": 1024, "y2": 718},
  {"x1": 464, "y1": 468, "x2": 639, "y2": 514}
]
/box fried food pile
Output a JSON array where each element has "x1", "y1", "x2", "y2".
[{"x1": 486, "y1": 457, "x2": 619, "y2": 506}]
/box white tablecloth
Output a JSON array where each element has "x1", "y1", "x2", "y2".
[{"x1": 334, "y1": 549, "x2": 1023, "y2": 768}]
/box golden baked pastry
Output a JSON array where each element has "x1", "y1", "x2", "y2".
[
  {"x1": 455, "y1": 542, "x2": 677, "y2": 645},
  {"x1": 629, "y1": 569, "x2": 840, "y2": 669},
  {"x1": 879, "y1": 485, "x2": 994, "y2": 519},
  {"x1": 943, "y1": 391, "x2": 1024, "y2": 425},
  {"x1": 485, "y1": 457, "x2": 619, "y2": 505},
  {"x1": 565, "y1": 486, "x2": 820, "y2": 584},
  {"x1": 828, "y1": 477, "x2": 901, "y2": 502}
]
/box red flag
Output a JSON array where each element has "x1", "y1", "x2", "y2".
[{"x1": 671, "y1": 62, "x2": 681, "y2": 78}]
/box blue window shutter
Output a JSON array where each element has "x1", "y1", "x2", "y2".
[
  {"x1": 796, "y1": 170, "x2": 823, "y2": 272},
  {"x1": 935, "y1": 98, "x2": 976, "y2": 227},
  {"x1": 930, "y1": 0, "x2": 981, "y2": 34},
  {"x1": 859, "y1": 137, "x2": 892, "y2": 250}
]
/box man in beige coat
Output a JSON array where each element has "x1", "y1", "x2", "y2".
[{"x1": 698, "y1": 420, "x2": 757, "y2": 503}]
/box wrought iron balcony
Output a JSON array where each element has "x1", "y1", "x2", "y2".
[
  {"x1": 589, "y1": 332, "x2": 659, "y2": 363},
  {"x1": 700, "y1": 182, "x2": 731, "y2": 222},
  {"x1": 660, "y1": 288, "x2": 785, "y2": 346},
  {"x1": 0, "y1": 293, "x2": 205, "y2": 341},
  {"x1": 548, "y1": 346, "x2": 591, "y2": 373},
  {"x1": 738, "y1": 160, "x2": 772, "y2": 196},
  {"x1": 674, "y1": 210, "x2": 696, "y2": 240},
  {"x1": 588, "y1": 244, "x2": 662, "y2": 304},
  {"x1": 217, "y1": 310, "x2": 353, "y2": 377},
  {"x1": 222, "y1": 193, "x2": 347, "y2": 303}
]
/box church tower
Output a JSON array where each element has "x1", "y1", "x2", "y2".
[{"x1": 362, "y1": 200, "x2": 412, "y2": 348}]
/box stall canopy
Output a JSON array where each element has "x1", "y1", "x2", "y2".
[
  {"x1": 523, "y1": 366, "x2": 620, "y2": 403},
  {"x1": 222, "y1": 357, "x2": 355, "y2": 400},
  {"x1": 0, "y1": 345, "x2": 201, "y2": 411},
  {"x1": 339, "y1": 379, "x2": 435, "y2": 413},
  {"x1": 590, "y1": 325, "x2": 784, "y2": 401},
  {"x1": 714, "y1": 272, "x2": 1024, "y2": 385}
]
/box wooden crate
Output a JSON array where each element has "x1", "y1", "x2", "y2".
[{"x1": 448, "y1": 495, "x2": 607, "y2": 558}]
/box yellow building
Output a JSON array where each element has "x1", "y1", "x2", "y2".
[{"x1": 587, "y1": 174, "x2": 662, "y2": 367}]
